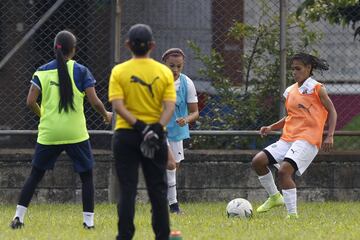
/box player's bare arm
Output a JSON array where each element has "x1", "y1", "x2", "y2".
[
  {"x1": 26, "y1": 84, "x2": 41, "y2": 117},
  {"x1": 176, "y1": 102, "x2": 199, "y2": 127},
  {"x1": 159, "y1": 101, "x2": 175, "y2": 126},
  {"x1": 111, "y1": 99, "x2": 137, "y2": 125},
  {"x1": 85, "y1": 87, "x2": 112, "y2": 124},
  {"x1": 318, "y1": 86, "x2": 337, "y2": 152},
  {"x1": 260, "y1": 117, "x2": 286, "y2": 137}
]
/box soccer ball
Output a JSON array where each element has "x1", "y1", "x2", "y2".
[{"x1": 226, "y1": 198, "x2": 253, "y2": 218}]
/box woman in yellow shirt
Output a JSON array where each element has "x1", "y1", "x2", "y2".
[{"x1": 109, "y1": 24, "x2": 175, "y2": 240}]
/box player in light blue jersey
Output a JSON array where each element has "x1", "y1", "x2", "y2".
[{"x1": 162, "y1": 48, "x2": 199, "y2": 214}]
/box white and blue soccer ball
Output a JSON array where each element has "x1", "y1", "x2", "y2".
[{"x1": 226, "y1": 198, "x2": 253, "y2": 218}]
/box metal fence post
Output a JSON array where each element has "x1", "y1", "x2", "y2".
[
  {"x1": 108, "y1": 0, "x2": 122, "y2": 204},
  {"x1": 279, "y1": 0, "x2": 287, "y2": 118}
]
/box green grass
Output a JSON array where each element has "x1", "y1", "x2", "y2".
[{"x1": 1, "y1": 202, "x2": 360, "y2": 239}]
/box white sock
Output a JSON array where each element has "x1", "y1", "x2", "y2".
[
  {"x1": 283, "y1": 188, "x2": 297, "y2": 214},
  {"x1": 258, "y1": 170, "x2": 279, "y2": 196},
  {"x1": 167, "y1": 169, "x2": 177, "y2": 205},
  {"x1": 83, "y1": 212, "x2": 94, "y2": 227},
  {"x1": 14, "y1": 205, "x2": 27, "y2": 223}
]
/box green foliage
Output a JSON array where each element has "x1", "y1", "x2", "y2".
[
  {"x1": 1, "y1": 202, "x2": 360, "y2": 239},
  {"x1": 189, "y1": 3, "x2": 322, "y2": 149},
  {"x1": 296, "y1": 0, "x2": 360, "y2": 39}
]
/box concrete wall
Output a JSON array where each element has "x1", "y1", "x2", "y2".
[{"x1": 0, "y1": 148, "x2": 359, "y2": 204}]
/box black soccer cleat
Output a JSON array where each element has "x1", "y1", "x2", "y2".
[
  {"x1": 10, "y1": 217, "x2": 24, "y2": 229},
  {"x1": 169, "y1": 202, "x2": 182, "y2": 214},
  {"x1": 83, "y1": 222, "x2": 95, "y2": 229}
]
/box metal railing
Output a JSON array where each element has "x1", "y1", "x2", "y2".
[{"x1": 1, "y1": 130, "x2": 359, "y2": 137}]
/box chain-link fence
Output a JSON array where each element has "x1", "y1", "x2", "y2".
[
  {"x1": 0, "y1": 0, "x2": 113, "y2": 132},
  {"x1": 1, "y1": 0, "x2": 359, "y2": 149}
]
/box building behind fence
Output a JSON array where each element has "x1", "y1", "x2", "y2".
[{"x1": 0, "y1": 0, "x2": 359, "y2": 149}]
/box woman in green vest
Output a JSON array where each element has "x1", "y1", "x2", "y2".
[{"x1": 10, "y1": 30, "x2": 112, "y2": 229}]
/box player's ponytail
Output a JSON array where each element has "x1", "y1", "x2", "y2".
[
  {"x1": 54, "y1": 30, "x2": 76, "y2": 113},
  {"x1": 291, "y1": 53, "x2": 329, "y2": 75}
]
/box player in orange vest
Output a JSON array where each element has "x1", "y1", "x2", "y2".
[{"x1": 251, "y1": 53, "x2": 337, "y2": 219}]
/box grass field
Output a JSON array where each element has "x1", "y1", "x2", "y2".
[{"x1": 1, "y1": 202, "x2": 360, "y2": 240}]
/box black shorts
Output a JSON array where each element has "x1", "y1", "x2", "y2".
[{"x1": 32, "y1": 140, "x2": 94, "y2": 173}]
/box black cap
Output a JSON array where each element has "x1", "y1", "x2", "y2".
[{"x1": 128, "y1": 24, "x2": 153, "y2": 45}]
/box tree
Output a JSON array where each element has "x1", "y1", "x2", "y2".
[
  {"x1": 296, "y1": 0, "x2": 360, "y2": 40},
  {"x1": 188, "y1": 3, "x2": 322, "y2": 149}
]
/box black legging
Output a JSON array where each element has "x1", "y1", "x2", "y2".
[
  {"x1": 79, "y1": 169, "x2": 94, "y2": 212},
  {"x1": 18, "y1": 166, "x2": 45, "y2": 207},
  {"x1": 18, "y1": 166, "x2": 94, "y2": 213}
]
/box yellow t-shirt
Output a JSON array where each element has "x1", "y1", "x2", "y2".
[{"x1": 109, "y1": 58, "x2": 176, "y2": 129}]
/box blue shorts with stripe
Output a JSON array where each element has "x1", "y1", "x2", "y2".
[{"x1": 32, "y1": 140, "x2": 94, "y2": 173}]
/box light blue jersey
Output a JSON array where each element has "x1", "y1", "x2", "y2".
[{"x1": 167, "y1": 73, "x2": 190, "y2": 141}]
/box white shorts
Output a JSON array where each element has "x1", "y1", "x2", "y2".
[
  {"x1": 167, "y1": 140, "x2": 184, "y2": 163},
  {"x1": 264, "y1": 139, "x2": 318, "y2": 176}
]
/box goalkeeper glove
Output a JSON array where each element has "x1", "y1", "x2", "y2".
[{"x1": 133, "y1": 120, "x2": 164, "y2": 159}]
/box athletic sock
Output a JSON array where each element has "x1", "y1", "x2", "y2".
[
  {"x1": 14, "y1": 205, "x2": 27, "y2": 223},
  {"x1": 283, "y1": 188, "x2": 297, "y2": 214},
  {"x1": 83, "y1": 212, "x2": 94, "y2": 227},
  {"x1": 258, "y1": 170, "x2": 279, "y2": 196},
  {"x1": 167, "y1": 169, "x2": 177, "y2": 205}
]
